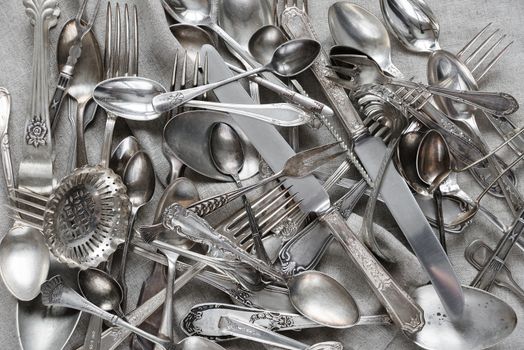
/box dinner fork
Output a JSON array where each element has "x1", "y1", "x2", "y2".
[
  {"x1": 456, "y1": 23, "x2": 513, "y2": 83},
  {"x1": 100, "y1": 2, "x2": 138, "y2": 167}
]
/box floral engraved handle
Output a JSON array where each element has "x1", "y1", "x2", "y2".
[{"x1": 321, "y1": 210, "x2": 424, "y2": 335}]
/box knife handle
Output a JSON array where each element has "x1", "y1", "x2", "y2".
[
  {"x1": 280, "y1": 6, "x2": 363, "y2": 136},
  {"x1": 471, "y1": 210, "x2": 524, "y2": 291},
  {"x1": 321, "y1": 210, "x2": 424, "y2": 335},
  {"x1": 49, "y1": 71, "x2": 72, "y2": 131}
]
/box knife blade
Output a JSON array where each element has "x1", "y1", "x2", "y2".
[
  {"x1": 279, "y1": 5, "x2": 464, "y2": 320},
  {"x1": 203, "y1": 45, "x2": 425, "y2": 334}
]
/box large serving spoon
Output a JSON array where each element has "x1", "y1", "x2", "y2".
[
  {"x1": 209, "y1": 122, "x2": 270, "y2": 264},
  {"x1": 417, "y1": 130, "x2": 452, "y2": 253},
  {"x1": 328, "y1": 2, "x2": 403, "y2": 77},
  {"x1": 380, "y1": 0, "x2": 440, "y2": 52},
  {"x1": 94, "y1": 76, "x2": 313, "y2": 127},
  {"x1": 116, "y1": 151, "x2": 155, "y2": 311},
  {"x1": 41, "y1": 276, "x2": 226, "y2": 350},
  {"x1": 152, "y1": 38, "x2": 321, "y2": 112},
  {"x1": 0, "y1": 88, "x2": 49, "y2": 301},
  {"x1": 408, "y1": 285, "x2": 516, "y2": 350},
  {"x1": 56, "y1": 18, "x2": 103, "y2": 167}
]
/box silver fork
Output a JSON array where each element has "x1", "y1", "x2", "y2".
[
  {"x1": 456, "y1": 23, "x2": 513, "y2": 83},
  {"x1": 99, "y1": 2, "x2": 138, "y2": 167},
  {"x1": 275, "y1": 0, "x2": 308, "y2": 25}
]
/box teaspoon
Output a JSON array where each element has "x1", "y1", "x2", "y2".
[{"x1": 328, "y1": 2, "x2": 403, "y2": 77}]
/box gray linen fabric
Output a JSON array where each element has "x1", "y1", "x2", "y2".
[{"x1": 0, "y1": 0, "x2": 523, "y2": 349}]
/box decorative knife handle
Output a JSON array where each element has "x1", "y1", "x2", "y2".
[
  {"x1": 280, "y1": 6, "x2": 363, "y2": 135},
  {"x1": 320, "y1": 210, "x2": 425, "y2": 335},
  {"x1": 471, "y1": 210, "x2": 524, "y2": 291}
]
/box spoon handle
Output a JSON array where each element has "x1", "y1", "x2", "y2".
[
  {"x1": 82, "y1": 315, "x2": 103, "y2": 350},
  {"x1": 153, "y1": 66, "x2": 265, "y2": 113},
  {"x1": 321, "y1": 210, "x2": 425, "y2": 335},
  {"x1": 219, "y1": 315, "x2": 309, "y2": 350}
]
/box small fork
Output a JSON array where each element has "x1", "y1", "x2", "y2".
[
  {"x1": 275, "y1": 0, "x2": 309, "y2": 26},
  {"x1": 456, "y1": 23, "x2": 514, "y2": 83}
]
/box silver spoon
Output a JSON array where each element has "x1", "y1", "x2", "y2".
[
  {"x1": 79, "y1": 267, "x2": 125, "y2": 350},
  {"x1": 94, "y1": 76, "x2": 313, "y2": 127},
  {"x1": 56, "y1": 18, "x2": 103, "y2": 168},
  {"x1": 218, "y1": 0, "x2": 273, "y2": 101},
  {"x1": 155, "y1": 178, "x2": 199, "y2": 349},
  {"x1": 0, "y1": 89, "x2": 49, "y2": 301},
  {"x1": 152, "y1": 38, "x2": 321, "y2": 112},
  {"x1": 109, "y1": 136, "x2": 140, "y2": 178},
  {"x1": 380, "y1": 0, "x2": 440, "y2": 52},
  {"x1": 209, "y1": 122, "x2": 271, "y2": 264},
  {"x1": 417, "y1": 130, "x2": 452, "y2": 253},
  {"x1": 328, "y1": 2, "x2": 403, "y2": 77},
  {"x1": 249, "y1": 25, "x2": 287, "y2": 65},
  {"x1": 78, "y1": 268, "x2": 126, "y2": 318},
  {"x1": 409, "y1": 285, "x2": 516, "y2": 350},
  {"x1": 163, "y1": 110, "x2": 259, "y2": 182},
  {"x1": 116, "y1": 151, "x2": 155, "y2": 311}
]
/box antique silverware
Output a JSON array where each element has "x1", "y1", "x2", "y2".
[
  {"x1": 380, "y1": 0, "x2": 440, "y2": 52},
  {"x1": 209, "y1": 122, "x2": 271, "y2": 263},
  {"x1": 0, "y1": 88, "x2": 49, "y2": 301},
  {"x1": 17, "y1": 257, "x2": 81, "y2": 350},
  {"x1": 41, "y1": 276, "x2": 225, "y2": 350},
  {"x1": 279, "y1": 7, "x2": 463, "y2": 321},
  {"x1": 152, "y1": 39, "x2": 321, "y2": 112},
  {"x1": 465, "y1": 240, "x2": 524, "y2": 300},
  {"x1": 93, "y1": 76, "x2": 314, "y2": 127},
  {"x1": 470, "y1": 210, "x2": 524, "y2": 290},
  {"x1": 49, "y1": 0, "x2": 101, "y2": 130},
  {"x1": 116, "y1": 151, "x2": 155, "y2": 311},
  {"x1": 18, "y1": 0, "x2": 60, "y2": 196},
  {"x1": 182, "y1": 303, "x2": 391, "y2": 341},
  {"x1": 109, "y1": 136, "x2": 140, "y2": 178},
  {"x1": 409, "y1": 285, "x2": 516, "y2": 350},
  {"x1": 328, "y1": 2, "x2": 402, "y2": 77}
]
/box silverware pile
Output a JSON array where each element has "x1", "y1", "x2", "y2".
[{"x1": 1, "y1": 0, "x2": 523, "y2": 349}]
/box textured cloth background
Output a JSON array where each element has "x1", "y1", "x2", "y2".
[{"x1": 0, "y1": 0, "x2": 523, "y2": 349}]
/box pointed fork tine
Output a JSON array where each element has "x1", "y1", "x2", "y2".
[
  {"x1": 193, "y1": 52, "x2": 200, "y2": 89},
  {"x1": 6, "y1": 205, "x2": 44, "y2": 222},
  {"x1": 122, "y1": 4, "x2": 130, "y2": 75},
  {"x1": 9, "y1": 196, "x2": 47, "y2": 212},
  {"x1": 463, "y1": 29, "x2": 500, "y2": 65},
  {"x1": 13, "y1": 188, "x2": 48, "y2": 202},
  {"x1": 181, "y1": 50, "x2": 188, "y2": 90},
  {"x1": 113, "y1": 3, "x2": 121, "y2": 77},
  {"x1": 131, "y1": 5, "x2": 138, "y2": 76},
  {"x1": 76, "y1": 0, "x2": 89, "y2": 22},
  {"x1": 87, "y1": 0, "x2": 102, "y2": 27},
  {"x1": 203, "y1": 53, "x2": 209, "y2": 99},
  {"x1": 475, "y1": 41, "x2": 513, "y2": 82},
  {"x1": 104, "y1": 2, "x2": 112, "y2": 79},
  {"x1": 457, "y1": 22, "x2": 492, "y2": 58},
  {"x1": 170, "y1": 49, "x2": 178, "y2": 91}
]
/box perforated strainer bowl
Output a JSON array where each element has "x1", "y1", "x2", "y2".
[{"x1": 43, "y1": 165, "x2": 131, "y2": 269}]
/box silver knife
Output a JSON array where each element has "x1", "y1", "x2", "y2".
[
  {"x1": 279, "y1": 5, "x2": 464, "y2": 320},
  {"x1": 204, "y1": 45, "x2": 425, "y2": 334}
]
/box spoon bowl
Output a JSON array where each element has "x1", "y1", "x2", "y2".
[
  {"x1": 328, "y1": 2, "x2": 402, "y2": 77},
  {"x1": 123, "y1": 151, "x2": 156, "y2": 209},
  {"x1": 170, "y1": 23, "x2": 215, "y2": 59},
  {"x1": 410, "y1": 285, "x2": 516, "y2": 350},
  {"x1": 209, "y1": 123, "x2": 245, "y2": 181},
  {"x1": 0, "y1": 225, "x2": 49, "y2": 301},
  {"x1": 288, "y1": 271, "x2": 359, "y2": 328},
  {"x1": 166, "y1": 0, "x2": 212, "y2": 24},
  {"x1": 163, "y1": 110, "x2": 259, "y2": 181},
  {"x1": 109, "y1": 136, "x2": 140, "y2": 177},
  {"x1": 380, "y1": 0, "x2": 440, "y2": 52},
  {"x1": 177, "y1": 336, "x2": 227, "y2": 350},
  {"x1": 78, "y1": 268, "x2": 124, "y2": 317},
  {"x1": 417, "y1": 130, "x2": 452, "y2": 187},
  {"x1": 396, "y1": 131, "x2": 430, "y2": 195},
  {"x1": 249, "y1": 25, "x2": 287, "y2": 65},
  {"x1": 268, "y1": 39, "x2": 321, "y2": 76}
]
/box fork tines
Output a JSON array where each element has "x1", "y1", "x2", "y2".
[
  {"x1": 104, "y1": 2, "x2": 138, "y2": 79},
  {"x1": 456, "y1": 23, "x2": 513, "y2": 82}
]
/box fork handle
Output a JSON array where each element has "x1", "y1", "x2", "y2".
[{"x1": 471, "y1": 210, "x2": 524, "y2": 290}]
